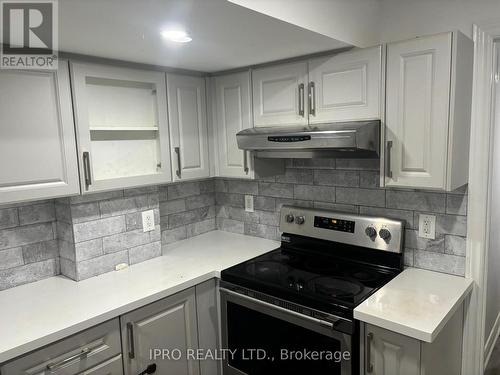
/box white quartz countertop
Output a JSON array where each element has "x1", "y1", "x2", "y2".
[
  {"x1": 354, "y1": 268, "x2": 473, "y2": 343},
  {"x1": 0, "y1": 231, "x2": 279, "y2": 364}
]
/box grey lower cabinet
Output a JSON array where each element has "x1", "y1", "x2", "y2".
[
  {"x1": 120, "y1": 281, "x2": 220, "y2": 375},
  {"x1": 0, "y1": 319, "x2": 122, "y2": 375},
  {"x1": 362, "y1": 307, "x2": 464, "y2": 375},
  {"x1": 0, "y1": 281, "x2": 220, "y2": 375}
]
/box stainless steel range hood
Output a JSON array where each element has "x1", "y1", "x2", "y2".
[{"x1": 236, "y1": 120, "x2": 380, "y2": 158}]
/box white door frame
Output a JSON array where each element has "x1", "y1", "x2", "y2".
[{"x1": 462, "y1": 20, "x2": 500, "y2": 375}]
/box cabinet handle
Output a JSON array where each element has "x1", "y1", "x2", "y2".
[
  {"x1": 82, "y1": 151, "x2": 92, "y2": 188},
  {"x1": 46, "y1": 346, "x2": 92, "y2": 371},
  {"x1": 386, "y1": 141, "x2": 393, "y2": 178},
  {"x1": 298, "y1": 83, "x2": 305, "y2": 117},
  {"x1": 366, "y1": 332, "x2": 374, "y2": 373},
  {"x1": 308, "y1": 82, "x2": 316, "y2": 116},
  {"x1": 127, "y1": 322, "x2": 136, "y2": 359},
  {"x1": 174, "y1": 147, "x2": 181, "y2": 178},
  {"x1": 243, "y1": 151, "x2": 249, "y2": 175}
]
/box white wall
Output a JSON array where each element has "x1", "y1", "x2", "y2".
[
  {"x1": 379, "y1": 0, "x2": 500, "y2": 42},
  {"x1": 228, "y1": 0, "x2": 382, "y2": 47},
  {"x1": 485, "y1": 45, "x2": 500, "y2": 351},
  {"x1": 230, "y1": 0, "x2": 500, "y2": 47}
]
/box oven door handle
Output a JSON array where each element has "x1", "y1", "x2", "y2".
[{"x1": 220, "y1": 287, "x2": 336, "y2": 329}]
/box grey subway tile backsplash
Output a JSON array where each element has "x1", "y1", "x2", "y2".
[
  {"x1": 0, "y1": 208, "x2": 19, "y2": 230},
  {"x1": 386, "y1": 190, "x2": 446, "y2": 213},
  {"x1": 215, "y1": 158, "x2": 468, "y2": 277},
  {"x1": 0, "y1": 162, "x2": 470, "y2": 290},
  {"x1": 18, "y1": 203, "x2": 55, "y2": 225}
]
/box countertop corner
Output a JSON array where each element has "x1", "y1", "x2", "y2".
[{"x1": 354, "y1": 267, "x2": 473, "y2": 343}]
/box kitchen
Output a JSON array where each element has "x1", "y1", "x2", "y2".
[{"x1": 0, "y1": 0, "x2": 498, "y2": 374}]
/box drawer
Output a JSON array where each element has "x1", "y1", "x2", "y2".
[
  {"x1": 1, "y1": 319, "x2": 121, "y2": 375},
  {"x1": 78, "y1": 355, "x2": 123, "y2": 375}
]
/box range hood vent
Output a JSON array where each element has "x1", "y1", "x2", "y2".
[{"x1": 236, "y1": 120, "x2": 380, "y2": 159}]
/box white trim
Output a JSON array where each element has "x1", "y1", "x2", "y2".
[
  {"x1": 485, "y1": 312, "x2": 500, "y2": 368},
  {"x1": 463, "y1": 21, "x2": 500, "y2": 375}
]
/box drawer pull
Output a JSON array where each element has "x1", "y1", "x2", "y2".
[
  {"x1": 366, "y1": 332, "x2": 374, "y2": 373},
  {"x1": 127, "y1": 322, "x2": 136, "y2": 359},
  {"x1": 82, "y1": 151, "x2": 92, "y2": 188},
  {"x1": 175, "y1": 147, "x2": 181, "y2": 178},
  {"x1": 46, "y1": 347, "x2": 92, "y2": 371}
]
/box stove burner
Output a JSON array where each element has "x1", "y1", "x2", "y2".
[
  {"x1": 304, "y1": 259, "x2": 339, "y2": 274},
  {"x1": 309, "y1": 276, "x2": 364, "y2": 298},
  {"x1": 271, "y1": 252, "x2": 296, "y2": 263},
  {"x1": 245, "y1": 261, "x2": 290, "y2": 280},
  {"x1": 347, "y1": 269, "x2": 380, "y2": 282}
]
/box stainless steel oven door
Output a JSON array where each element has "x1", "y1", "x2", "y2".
[{"x1": 220, "y1": 287, "x2": 352, "y2": 375}]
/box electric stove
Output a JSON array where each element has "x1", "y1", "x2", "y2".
[{"x1": 219, "y1": 205, "x2": 404, "y2": 375}]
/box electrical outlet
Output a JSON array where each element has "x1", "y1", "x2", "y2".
[
  {"x1": 418, "y1": 214, "x2": 436, "y2": 239},
  {"x1": 245, "y1": 195, "x2": 254, "y2": 212},
  {"x1": 142, "y1": 210, "x2": 155, "y2": 232}
]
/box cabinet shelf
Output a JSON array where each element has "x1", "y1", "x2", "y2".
[{"x1": 89, "y1": 126, "x2": 159, "y2": 132}]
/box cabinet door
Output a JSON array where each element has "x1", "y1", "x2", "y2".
[
  {"x1": 71, "y1": 62, "x2": 172, "y2": 193},
  {"x1": 196, "y1": 279, "x2": 221, "y2": 375},
  {"x1": 79, "y1": 355, "x2": 123, "y2": 375},
  {"x1": 385, "y1": 33, "x2": 452, "y2": 189},
  {"x1": 120, "y1": 288, "x2": 200, "y2": 375},
  {"x1": 252, "y1": 62, "x2": 308, "y2": 127},
  {"x1": 0, "y1": 62, "x2": 79, "y2": 204},
  {"x1": 215, "y1": 72, "x2": 253, "y2": 179},
  {"x1": 167, "y1": 74, "x2": 210, "y2": 181},
  {"x1": 309, "y1": 46, "x2": 382, "y2": 123},
  {"x1": 366, "y1": 324, "x2": 420, "y2": 375}
]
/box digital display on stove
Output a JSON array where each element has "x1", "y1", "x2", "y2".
[{"x1": 314, "y1": 216, "x2": 355, "y2": 233}]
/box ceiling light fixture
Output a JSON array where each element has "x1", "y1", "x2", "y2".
[{"x1": 161, "y1": 29, "x2": 192, "y2": 43}]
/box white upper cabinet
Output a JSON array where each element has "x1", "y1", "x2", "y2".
[
  {"x1": 0, "y1": 62, "x2": 79, "y2": 204},
  {"x1": 308, "y1": 46, "x2": 382, "y2": 123},
  {"x1": 252, "y1": 62, "x2": 308, "y2": 127},
  {"x1": 71, "y1": 62, "x2": 172, "y2": 193},
  {"x1": 384, "y1": 32, "x2": 473, "y2": 190},
  {"x1": 167, "y1": 74, "x2": 210, "y2": 181},
  {"x1": 214, "y1": 71, "x2": 253, "y2": 178}
]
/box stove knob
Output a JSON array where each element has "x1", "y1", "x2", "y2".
[
  {"x1": 287, "y1": 276, "x2": 295, "y2": 288},
  {"x1": 379, "y1": 228, "x2": 391, "y2": 241},
  {"x1": 285, "y1": 214, "x2": 294, "y2": 223},
  {"x1": 296, "y1": 279, "x2": 305, "y2": 291},
  {"x1": 295, "y1": 216, "x2": 305, "y2": 225},
  {"x1": 365, "y1": 226, "x2": 377, "y2": 238}
]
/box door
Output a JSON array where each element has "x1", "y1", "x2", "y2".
[
  {"x1": 120, "y1": 288, "x2": 200, "y2": 375},
  {"x1": 0, "y1": 62, "x2": 79, "y2": 204},
  {"x1": 220, "y1": 287, "x2": 352, "y2": 375},
  {"x1": 252, "y1": 62, "x2": 308, "y2": 127},
  {"x1": 215, "y1": 72, "x2": 253, "y2": 179},
  {"x1": 365, "y1": 324, "x2": 420, "y2": 375},
  {"x1": 71, "y1": 62, "x2": 172, "y2": 193},
  {"x1": 385, "y1": 32, "x2": 452, "y2": 189},
  {"x1": 167, "y1": 74, "x2": 210, "y2": 181},
  {"x1": 308, "y1": 46, "x2": 382, "y2": 123}
]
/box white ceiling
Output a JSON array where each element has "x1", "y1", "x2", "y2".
[{"x1": 59, "y1": 0, "x2": 348, "y2": 73}]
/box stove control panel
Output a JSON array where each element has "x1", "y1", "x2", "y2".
[
  {"x1": 279, "y1": 205, "x2": 404, "y2": 253},
  {"x1": 314, "y1": 216, "x2": 355, "y2": 233}
]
